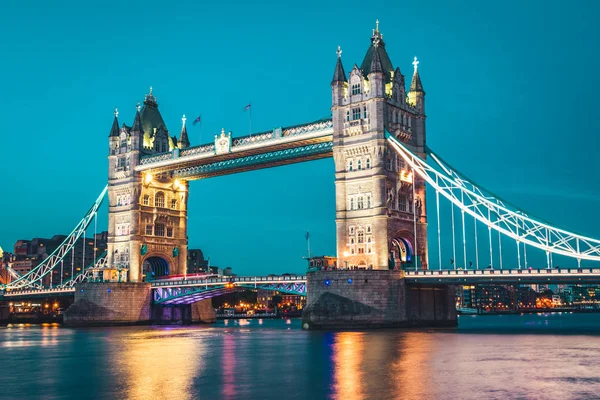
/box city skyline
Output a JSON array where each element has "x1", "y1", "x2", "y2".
[{"x1": 1, "y1": 0, "x2": 599, "y2": 275}]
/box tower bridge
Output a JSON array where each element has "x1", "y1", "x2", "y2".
[{"x1": 2, "y1": 21, "x2": 600, "y2": 328}]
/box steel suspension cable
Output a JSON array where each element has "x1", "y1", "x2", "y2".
[
  {"x1": 488, "y1": 208, "x2": 493, "y2": 269},
  {"x1": 436, "y1": 189, "x2": 442, "y2": 271},
  {"x1": 461, "y1": 191, "x2": 467, "y2": 270},
  {"x1": 474, "y1": 216, "x2": 479, "y2": 270},
  {"x1": 451, "y1": 204, "x2": 457, "y2": 270}
]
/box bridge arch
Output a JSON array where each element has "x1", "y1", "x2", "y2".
[
  {"x1": 389, "y1": 230, "x2": 414, "y2": 270},
  {"x1": 142, "y1": 253, "x2": 175, "y2": 281}
]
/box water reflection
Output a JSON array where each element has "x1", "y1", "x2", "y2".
[
  {"x1": 331, "y1": 332, "x2": 365, "y2": 400},
  {"x1": 112, "y1": 328, "x2": 206, "y2": 400}
]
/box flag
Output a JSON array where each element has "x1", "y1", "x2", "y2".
[
  {"x1": 450, "y1": 259, "x2": 454, "y2": 265},
  {"x1": 305, "y1": 231, "x2": 310, "y2": 241},
  {"x1": 243, "y1": 103, "x2": 251, "y2": 111},
  {"x1": 192, "y1": 115, "x2": 201, "y2": 125}
]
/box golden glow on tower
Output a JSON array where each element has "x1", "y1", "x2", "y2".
[{"x1": 144, "y1": 173, "x2": 153, "y2": 185}]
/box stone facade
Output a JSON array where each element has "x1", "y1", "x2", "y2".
[
  {"x1": 107, "y1": 92, "x2": 190, "y2": 282},
  {"x1": 302, "y1": 270, "x2": 456, "y2": 329},
  {"x1": 332, "y1": 23, "x2": 428, "y2": 270}
]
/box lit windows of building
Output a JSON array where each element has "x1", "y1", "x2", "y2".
[
  {"x1": 166, "y1": 227, "x2": 173, "y2": 237},
  {"x1": 142, "y1": 195, "x2": 150, "y2": 206},
  {"x1": 351, "y1": 83, "x2": 361, "y2": 95},
  {"x1": 352, "y1": 107, "x2": 361, "y2": 120},
  {"x1": 170, "y1": 199, "x2": 177, "y2": 209},
  {"x1": 145, "y1": 225, "x2": 153, "y2": 235}
]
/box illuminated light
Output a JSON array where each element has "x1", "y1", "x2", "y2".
[
  {"x1": 325, "y1": 279, "x2": 330, "y2": 286},
  {"x1": 144, "y1": 173, "x2": 153, "y2": 185},
  {"x1": 343, "y1": 251, "x2": 349, "y2": 257},
  {"x1": 44, "y1": 304, "x2": 49, "y2": 308},
  {"x1": 80, "y1": 289, "x2": 84, "y2": 293},
  {"x1": 347, "y1": 278, "x2": 353, "y2": 284},
  {"x1": 107, "y1": 289, "x2": 111, "y2": 293}
]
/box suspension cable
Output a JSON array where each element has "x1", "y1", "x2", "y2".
[
  {"x1": 498, "y1": 225, "x2": 503, "y2": 270},
  {"x1": 436, "y1": 189, "x2": 442, "y2": 271},
  {"x1": 474, "y1": 215, "x2": 479, "y2": 270},
  {"x1": 488, "y1": 208, "x2": 493, "y2": 269},
  {"x1": 451, "y1": 203, "x2": 457, "y2": 270},
  {"x1": 412, "y1": 168, "x2": 418, "y2": 271},
  {"x1": 461, "y1": 191, "x2": 467, "y2": 270}
]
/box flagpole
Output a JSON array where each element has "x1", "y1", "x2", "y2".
[
  {"x1": 249, "y1": 102, "x2": 252, "y2": 136},
  {"x1": 307, "y1": 231, "x2": 311, "y2": 259}
]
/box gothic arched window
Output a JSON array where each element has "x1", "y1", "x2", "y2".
[{"x1": 155, "y1": 192, "x2": 165, "y2": 208}]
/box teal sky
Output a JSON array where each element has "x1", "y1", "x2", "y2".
[{"x1": 0, "y1": 0, "x2": 599, "y2": 274}]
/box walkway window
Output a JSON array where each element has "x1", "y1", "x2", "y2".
[
  {"x1": 363, "y1": 106, "x2": 367, "y2": 119},
  {"x1": 143, "y1": 195, "x2": 150, "y2": 206},
  {"x1": 357, "y1": 159, "x2": 362, "y2": 170},
  {"x1": 366, "y1": 158, "x2": 371, "y2": 169},
  {"x1": 155, "y1": 192, "x2": 165, "y2": 208},
  {"x1": 350, "y1": 198, "x2": 354, "y2": 210},
  {"x1": 357, "y1": 196, "x2": 364, "y2": 209},
  {"x1": 154, "y1": 223, "x2": 165, "y2": 237},
  {"x1": 346, "y1": 110, "x2": 350, "y2": 122},
  {"x1": 348, "y1": 160, "x2": 353, "y2": 171},
  {"x1": 367, "y1": 195, "x2": 371, "y2": 208},
  {"x1": 145, "y1": 225, "x2": 153, "y2": 235},
  {"x1": 351, "y1": 84, "x2": 361, "y2": 95},
  {"x1": 352, "y1": 108, "x2": 361, "y2": 120},
  {"x1": 170, "y1": 199, "x2": 177, "y2": 209}
]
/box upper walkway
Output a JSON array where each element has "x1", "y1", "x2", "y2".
[{"x1": 135, "y1": 119, "x2": 333, "y2": 180}]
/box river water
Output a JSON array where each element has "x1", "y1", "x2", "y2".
[{"x1": 1, "y1": 313, "x2": 600, "y2": 400}]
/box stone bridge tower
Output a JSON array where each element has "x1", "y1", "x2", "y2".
[
  {"x1": 332, "y1": 21, "x2": 428, "y2": 270},
  {"x1": 107, "y1": 89, "x2": 190, "y2": 282}
]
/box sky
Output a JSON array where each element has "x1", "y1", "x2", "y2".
[{"x1": 0, "y1": 0, "x2": 599, "y2": 275}]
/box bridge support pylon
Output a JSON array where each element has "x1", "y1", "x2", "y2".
[{"x1": 302, "y1": 270, "x2": 456, "y2": 329}]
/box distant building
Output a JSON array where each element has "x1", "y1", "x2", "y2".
[
  {"x1": 307, "y1": 255, "x2": 337, "y2": 270},
  {"x1": 187, "y1": 249, "x2": 209, "y2": 274}
]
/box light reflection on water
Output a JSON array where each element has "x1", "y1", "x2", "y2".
[{"x1": 1, "y1": 313, "x2": 600, "y2": 400}]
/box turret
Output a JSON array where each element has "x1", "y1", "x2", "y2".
[
  {"x1": 331, "y1": 46, "x2": 347, "y2": 107},
  {"x1": 108, "y1": 108, "x2": 119, "y2": 154},
  {"x1": 178, "y1": 115, "x2": 190, "y2": 149},
  {"x1": 130, "y1": 102, "x2": 143, "y2": 150},
  {"x1": 408, "y1": 57, "x2": 425, "y2": 113}
]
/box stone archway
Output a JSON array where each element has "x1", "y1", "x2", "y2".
[
  {"x1": 142, "y1": 255, "x2": 173, "y2": 281},
  {"x1": 389, "y1": 232, "x2": 414, "y2": 270}
]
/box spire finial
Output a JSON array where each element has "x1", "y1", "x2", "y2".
[
  {"x1": 413, "y1": 56, "x2": 419, "y2": 72},
  {"x1": 375, "y1": 19, "x2": 379, "y2": 33},
  {"x1": 336, "y1": 45, "x2": 342, "y2": 58},
  {"x1": 114, "y1": 108, "x2": 118, "y2": 118},
  {"x1": 149, "y1": 86, "x2": 153, "y2": 96},
  {"x1": 182, "y1": 114, "x2": 186, "y2": 125},
  {"x1": 136, "y1": 101, "x2": 141, "y2": 112}
]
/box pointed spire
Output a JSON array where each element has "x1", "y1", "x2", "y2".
[
  {"x1": 370, "y1": 49, "x2": 384, "y2": 74},
  {"x1": 331, "y1": 45, "x2": 347, "y2": 84},
  {"x1": 109, "y1": 108, "x2": 120, "y2": 137},
  {"x1": 178, "y1": 114, "x2": 190, "y2": 149},
  {"x1": 131, "y1": 103, "x2": 143, "y2": 132},
  {"x1": 410, "y1": 56, "x2": 424, "y2": 92},
  {"x1": 144, "y1": 85, "x2": 158, "y2": 107}
]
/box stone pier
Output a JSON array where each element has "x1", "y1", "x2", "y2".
[
  {"x1": 302, "y1": 270, "x2": 457, "y2": 329},
  {"x1": 64, "y1": 282, "x2": 215, "y2": 326}
]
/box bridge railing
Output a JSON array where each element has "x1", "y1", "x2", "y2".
[
  {"x1": 405, "y1": 268, "x2": 600, "y2": 277},
  {"x1": 151, "y1": 275, "x2": 307, "y2": 288}
]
